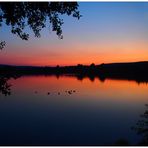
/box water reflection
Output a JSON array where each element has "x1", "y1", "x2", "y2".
[
  {"x1": 1, "y1": 73, "x2": 148, "y2": 97},
  {"x1": 0, "y1": 75, "x2": 148, "y2": 145}
]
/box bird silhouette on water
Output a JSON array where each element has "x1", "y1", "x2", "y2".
[{"x1": 47, "y1": 92, "x2": 50, "y2": 95}]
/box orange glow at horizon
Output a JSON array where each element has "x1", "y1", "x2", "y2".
[
  {"x1": 1, "y1": 44, "x2": 148, "y2": 66},
  {"x1": 1, "y1": 2, "x2": 148, "y2": 66},
  {"x1": 0, "y1": 37, "x2": 148, "y2": 66}
]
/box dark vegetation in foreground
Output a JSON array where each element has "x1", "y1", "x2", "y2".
[{"x1": 1, "y1": 61, "x2": 148, "y2": 83}]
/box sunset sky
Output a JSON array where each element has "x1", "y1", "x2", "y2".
[{"x1": 0, "y1": 2, "x2": 148, "y2": 66}]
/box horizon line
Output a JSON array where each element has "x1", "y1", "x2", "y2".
[{"x1": 1, "y1": 60, "x2": 148, "y2": 67}]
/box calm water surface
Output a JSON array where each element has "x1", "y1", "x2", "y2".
[{"x1": 0, "y1": 75, "x2": 147, "y2": 145}]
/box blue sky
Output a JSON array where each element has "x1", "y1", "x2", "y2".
[{"x1": 0, "y1": 2, "x2": 148, "y2": 66}]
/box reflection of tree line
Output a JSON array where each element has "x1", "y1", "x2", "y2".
[
  {"x1": 1, "y1": 62, "x2": 148, "y2": 96},
  {"x1": 0, "y1": 79, "x2": 148, "y2": 145},
  {"x1": 1, "y1": 62, "x2": 148, "y2": 83}
]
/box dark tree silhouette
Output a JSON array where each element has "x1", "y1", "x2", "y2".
[
  {"x1": 132, "y1": 104, "x2": 148, "y2": 145},
  {"x1": 90, "y1": 63, "x2": 95, "y2": 67},
  {"x1": 0, "y1": 41, "x2": 5, "y2": 50},
  {"x1": 0, "y1": 2, "x2": 81, "y2": 49},
  {"x1": 0, "y1": 77, "x2": 11, "y2": 96}
]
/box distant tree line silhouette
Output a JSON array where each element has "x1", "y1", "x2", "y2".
[
  {"x1": 1, "y1": 61, "x2": 148, "y2": 84},
  {"x1": 1, "y1": 61, "x2": 148, "y2": 96}
]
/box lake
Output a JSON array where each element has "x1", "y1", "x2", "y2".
[{"x1": 0, "y1": 75, "x2": 147, "y2": 145}]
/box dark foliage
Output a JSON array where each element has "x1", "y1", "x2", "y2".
[
  {"x1": 0, "y1": 77, "x2": 11, "y2": 96},
  {"x1": 114, "y1": 138, "x2": 130, "y2": 146},
  {"x1": 0, "y1": 2, "x2": 81, "y2": 49},
  {"x1": 132, "y1": 104, "x2": 148, "y2": 145},
  {"x1": 1, "y1": 61, "x2": 148, "y2": 84},
  {"x1": 0, "y1": 41, "x2": 5, "y2": 50}
]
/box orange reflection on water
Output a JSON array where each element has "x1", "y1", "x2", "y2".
[{"x1": 10, "y1": 75, "x2": 148, "y2": 104}]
